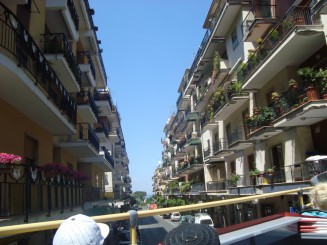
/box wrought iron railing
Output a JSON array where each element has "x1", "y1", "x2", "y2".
[
  {"x1": 42, "y1": 33, "x2": 82, "y2": 87},
  {"x1": 67, "y1": 0, "x2": 79, "y2": 30},
  {"x1": 77, "y1": 51, "x2": 96, "y2": 80},
  {"x1": 0, "y1": 3, "x2": 77, "y2": 125},
  {"x1": 237, "y1": 6, "x2": 321, "y2": 85},
  {"x1": 242, "y1": 4, "x2": 276, "y2": 37}
]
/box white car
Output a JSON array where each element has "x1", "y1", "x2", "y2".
[
  {"x1": 170, "y1": 212, "x2": 181, "y2": 221},
  {"x1": 194, "y1": 213, "x2": 214, "y2": 228}
]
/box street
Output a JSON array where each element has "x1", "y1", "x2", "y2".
[{"x1": 139, "y1": 215, "x2": 179, "y2": 245}]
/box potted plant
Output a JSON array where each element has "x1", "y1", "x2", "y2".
[
  {"x1": 249, "y1": 168, "x2": 260, "y2": 177},
  {"x1": 231, "y1": 173, "x2": 240, "y2": 187},
  {"x1": 288, "y1": 79, "x2": 298, "y2": 89},
  {"x1": 0, "y1": 153, "x2": 22, "y2": 166},
  {"x1": 266, "y1": 166, "x2": 275, "y2": 176},
  {"x1": 261, "y1": 106, "x2": 277, "y2": 126},
  {"x1": 282, "y1": 19, "x2": 292, "y2": 32},
  {"x1": 317, "y1": 68, "x2": 327, "y2": 99},
  {"x1": 249, "y1": 168, "x2": 260, "y2": 185},
  {"x1": 269, "y1": 29, "x2": 279, "y2": 44},
  {"x1": 271, "y1": 92, "x2": 280, "y2": 101},
  {"x1": 179, "y1": 181, "x2": 191, "y2": 193},
  {"x1": 297, "y1": 67, "x2": 319, "y2": 101}
]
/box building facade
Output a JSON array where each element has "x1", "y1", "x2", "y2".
[
  {"x1": 0, "y1": 0, "x2": 131, "y2": 243},
  {"x1": 155, "y1": 0, "x2": 327, "y2": 227}
]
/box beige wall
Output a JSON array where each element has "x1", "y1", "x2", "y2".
[{"x1": 0, "y1": 98, "x2": 53, "y2": 164}]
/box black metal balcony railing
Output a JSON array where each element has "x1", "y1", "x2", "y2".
[
  {"x1": 187, "y1": 0, "x2": 228, "y2": 84},
  {"x1": 87, "y1": 91, "x2": 99, "y2": 118},
  {"x1": 242, "y1": 4, "x2": 276, "y2": 38},
  {"x1": 0, "y1": 163, "x2": 86, "y2": 221},
  {"x1": 77, "y1": 123, "x2": 100, "y2": 152},
  {"x1": 81, "y1": 0, "x2": 107, "y2": 85},
  {"x1": 204, "y1": 147, "x2": 211, "y2": 158},
  {"x1": 0, "y1": 3, "x2": 77, "y2": 125},
  {"x1": 103, "y1": 149, "x2": 114, "y2": 169},
  {"x1": 76, "y1": 91, "x2": 99, "y2": 119},
  {"x1": 237, "y1": 6, "x2": 321, "y2": 84},
  {"x1": 67, "y1": 0, "x2": 79, "y2": 31},
  {"x1": 213, "y1": 140, "x2": 227, "y2": 153},
  {"x1": 94, "y1": 122, "x2": 108, "y2": 137},
  {"x1": 227, "y1": 126, "x2": 245, "y2": 145},
  {"x1": 206, "y1": 180, "x2": 227, "y2": 191},
  {"x1": 42, "y1": 33, "x2": 82, "y2": 87},
  {"x1": 77, "y1": 51, "x2": 96, "y2": 80}
]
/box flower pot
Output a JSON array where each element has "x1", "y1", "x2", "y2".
[{"x1": 305, "y1": 86, "x2": 319, "y2": 101}]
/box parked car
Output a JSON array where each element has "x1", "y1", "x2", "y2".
[
  {"x1": 170, "y1": 212, "x2": 181, "y2": 221},
  {"x1": 194, "y1": 213, "x2": 214, "y2": 228},
  {"x1": 162, "y1": 213, "x2": 171, "y2": 219},
  {"x1": 179, "y1": 215, "x2": 195, "y2": 224}
]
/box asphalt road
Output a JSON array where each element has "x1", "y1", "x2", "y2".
[{"x1": 139, "y1": 215, "x2": 179, "y2": 245}]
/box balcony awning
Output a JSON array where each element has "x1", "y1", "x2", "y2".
[{"x1": 188, "y1": 138, "x2": 202, "y2": 146}]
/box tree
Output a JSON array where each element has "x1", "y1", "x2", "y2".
[{"x1": 132, "y1": 191, "x2": 147, "y2": 204}]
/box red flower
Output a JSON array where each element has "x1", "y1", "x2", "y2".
[{"x1": 0, "y1": 153, "x2": 22, "y2": 164}]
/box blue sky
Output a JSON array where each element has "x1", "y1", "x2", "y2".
[{"x1": 92, "y1": 1, "x2": 212, "y2": 195}]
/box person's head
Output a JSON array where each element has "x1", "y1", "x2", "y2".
[
  {"x1": 163, "y1": 223, "x2": 220, "y2": 245},
  {"x1": 310, "y1": 183, "x2": 327, "y2": 210},
  {"x1": 53, "y1": 214, "x2": 110, "y2": 245}
]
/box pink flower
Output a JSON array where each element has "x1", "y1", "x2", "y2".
[{"x1": 0, "y1": 153, "x2": 22, "y2": 164}]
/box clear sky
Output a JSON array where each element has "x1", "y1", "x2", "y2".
[{"x1": 92, "y1": 1, "x2": 212, "y2": 195}]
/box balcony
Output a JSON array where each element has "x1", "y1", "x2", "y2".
[
  {"x1": 94, "y1": 89, "x2": 114, "y2": 116},
  {"x1": 42, "y1": 33, "x2": 81, "y2": 93},
  {"x1": 227, "y1": 126, "x2": 253, "y2": 150},
  {"x1": 176, "y1": 93, "x2": 190, "y2": 111},
  {"x1": 238, "y1": 6, "x2": 324, "y2": 90},
  {"x1": 206, "y1": 180, "x2": 229, "y2": 192},
  {"x1": 186, "y1": 1, "x2": 248, "y2": 89},
  {"x1": 194, "y1": 59, "x2": 230, "y2": 112},
  {"x1": 77, "y1": 51, "x2": 96, "y2": 88},
  {"x1": 0, "y1": 4, "x2": 76, "y2": 135},
  {"x1": 201, "y1": 116, "x2": 218, "y2": 131},
  {"x1": 214, "y1": 92, "x2": 248, "y2": 121},
  {"x1": 94, "y1": 122, "x2": 109, "y2": 142},
  {"x1": 77, "y1": 91, "x2": 98, "y2": 123},
  {"x1": 178, "y1": 157, "x2": 203, "y2": 176},
  {"x1": 242, "y1": 3, "x2": 278, "y2": 42},
  {"x1": 108, "y1": 128, "x2": 119, "y2": 141},
  {"x1": 59, "y1": 123, "x2": 99, "y2": 157},
  {"x1": 0, "y1": 163, "x2": 85, "y2": 222},
  {"x1": 78, "y1": 0, "x2": 99, "y2": 53},
  {"x1": 312, "y1": 0, "x2": 327, "y2": 14},
  {"x1": 186, "y1": 111, "x2": 200, "y2": 121},
  {"x1": 213, "y1": 140, "x2": 234, "y2": 158},
  {"x1": 82, "y1": 147, "x2": 114, "y2": 171},
  {"x1": 45, "y1": 0, "x2": 79, "y2": 41}
]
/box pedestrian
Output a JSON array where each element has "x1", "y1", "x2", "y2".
[
  {"x1": 53, "y1": 214, "x2": 110, "y2": 245},
  {"x1": 301, "y1": 183, "x2": 327, "y2": 217}
]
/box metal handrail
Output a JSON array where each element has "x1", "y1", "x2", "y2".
[{"x1": 0, "y1": 186, "x2": 312, "y2": 236}]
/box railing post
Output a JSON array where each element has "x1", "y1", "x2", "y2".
[
  {"x1": 128, "y1": 210, "x2": 138, "y2": 245},
  {"x1": 298, "y1": 188, "x2": 304, "y2": 211}
]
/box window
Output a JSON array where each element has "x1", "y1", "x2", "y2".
[
  {"x1": 231, "y1": 28, "x2": 239, "y2": 49},
  {"x1": 24, "y1": 135, "x2": 38, "y2": 165}
]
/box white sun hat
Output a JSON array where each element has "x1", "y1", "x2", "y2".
[{"x1": 53, "y1": 214, "x2": 110, "y2": 245}]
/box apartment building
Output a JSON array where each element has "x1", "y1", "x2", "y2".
[
  {"x1": 0, "y1": 0, "x2": 130, "y2": 243},
  {"x1": 156, "y1": 0, "x2": 327, "y2": 227}
]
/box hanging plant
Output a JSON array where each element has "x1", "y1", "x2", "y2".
[{"x1": 212, "y1": 51, "x2": 221, "y2": 78}]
